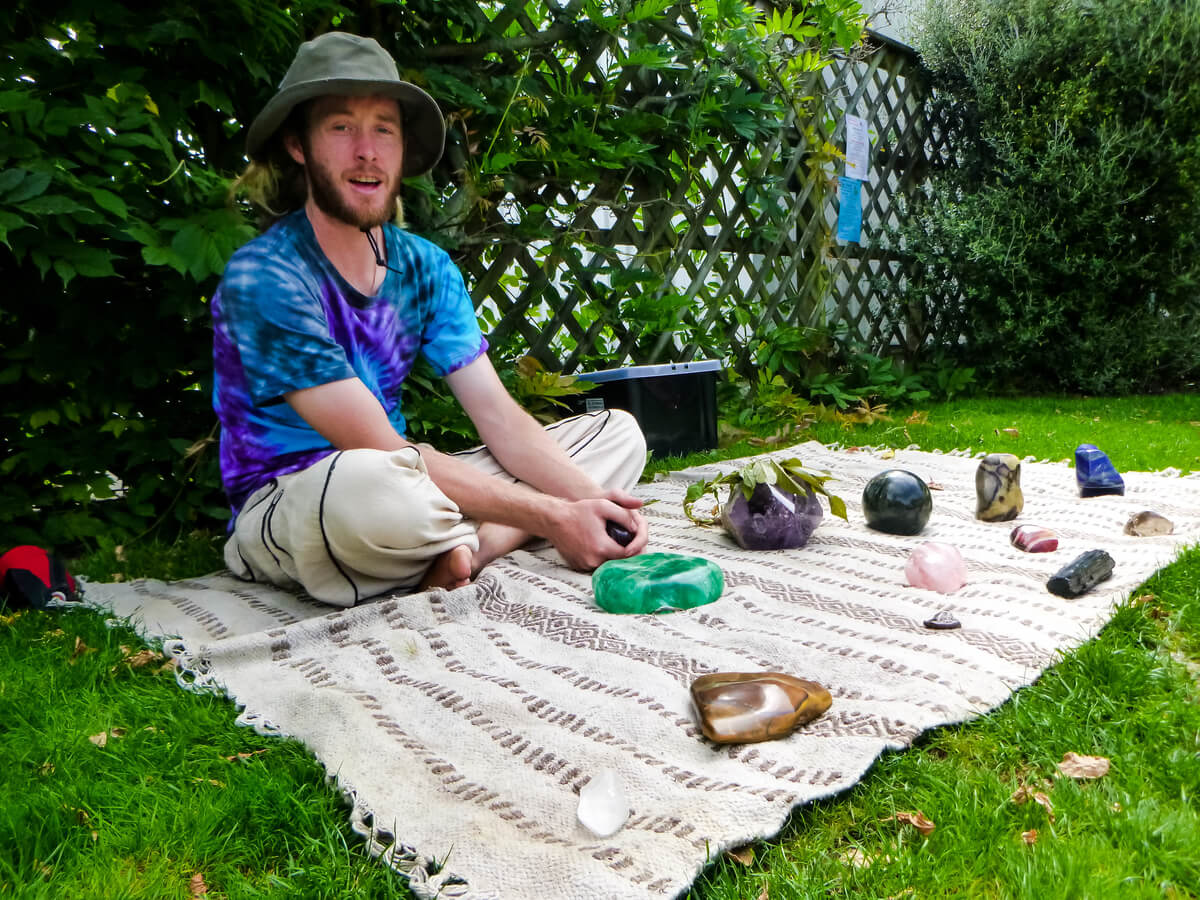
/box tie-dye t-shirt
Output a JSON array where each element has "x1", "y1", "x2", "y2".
[{"x1": 211, "y1": 210, "x2": 487, "y2": 514}]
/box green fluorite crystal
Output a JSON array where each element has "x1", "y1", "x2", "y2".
[{"x1": 592, "y1": 552, "x2": 724, "y2": 614}]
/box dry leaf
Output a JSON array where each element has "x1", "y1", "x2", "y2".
[
  {"x1": 191, "y1": 778, "x2": 225, "y2": 788},
  {"x1": 90, "y1": 830, "x2": 99, "y2": 842},
  {"x1": 1010, "y1": 787, "x2": 1055, "y2": 821},
  {"x1": 885, "y1": 811, "x2": 935, "y2": 836},
  {"x1": 839, "y1": 847, "x2": 872, "y2": 868},
  {"x1": 757, "y1": 884, "x2": 769, "y2": 900},
  {"x1": 1130, "y1": 593, "x2": 1157, "y2": 607},
  {"x1": 157, "y1": 657, "x2": 178, "y2": 674},
  {"x1": 886, "y1": 891, "x2": 915, "y2": 900},
  {"x1": 37, "y1": 761, "x2": 55, "y2": 776},
  {"x1": 1057, "y1": 752, "x2": 1111, "y2": 779},
  {"x1": 189, "y1": 872, "x2": 208, "y2": 897},
  {"x1": 222, "y1": 749, "x2": 270, "y2": 764},
  {"x1": 879, "y1": 448, "x2": 896, "y2": 459},
  {"x1": 926, "y1": 480, "x2": 944, "y2": 491},
  {"x1": 1001, "y1": 427, "x2": 1020, "y2": 438},
  {"x1": 114, "y1": 545, "x2": 126, "y2": 562},
  {"x1": 70, "y1": 637, "x2": 93, "y2": 663},
  {"x1": 1021, "y1": 829, "x2": 1038, "y2": 845},
  {"x1": 725, "y1": 845, "x2": 754, "y2": 866},
  {"x1": 111, "y1": 573, "x2": 125, "y2": 582},
  {"x1": 124, "y1": 649, "x2": 162, "y2": 668},
  {"x1": 88, "y1": 732, "x2": 108, "y2": 748},
  {"x1": 110, "y1": 727, "x2": 127, "y2": 738},
  {"x1": 905, "y1": 411, "x2": 929, "y2": 425}
]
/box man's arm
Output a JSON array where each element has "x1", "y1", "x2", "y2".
[{"x1": 283, "y1": 374, "x2": 645, "y2": 568}]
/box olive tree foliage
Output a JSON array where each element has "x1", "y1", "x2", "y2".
[
  {"x1": 885, "y1": 0, "x2": 1200, "y2": 394},
  {"x1": 0, "y1": 0, "x2": 865, "y2": 549}
]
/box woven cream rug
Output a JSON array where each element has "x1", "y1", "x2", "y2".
[{"x1": 83, "y1": 442, "x2": 1200, "y2": 900}]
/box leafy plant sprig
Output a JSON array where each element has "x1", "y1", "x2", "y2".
[{"x1": 683, "y1": 457, "x2": 847, "y2": 526}]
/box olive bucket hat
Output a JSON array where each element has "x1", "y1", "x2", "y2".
[{"x1": 245, "y1": 31, "x2": 446, "y2": 178}]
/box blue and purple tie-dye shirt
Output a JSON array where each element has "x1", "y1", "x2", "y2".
[{"x1": 211, "y1": 209, "x2": 487, "y2": 514}]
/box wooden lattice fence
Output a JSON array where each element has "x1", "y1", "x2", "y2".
[{"x1": 426, "y1": 7, "x2": 943, "y2": 379}]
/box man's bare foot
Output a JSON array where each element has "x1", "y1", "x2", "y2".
[{"x1": 418, "y1": 544, "x2": 474, "y2": 592}]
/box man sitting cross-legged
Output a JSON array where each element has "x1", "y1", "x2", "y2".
[{"x1": 212, "y1": 32, "x2": 648, "y2": 606}]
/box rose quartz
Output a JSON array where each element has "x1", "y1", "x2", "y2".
[{"x1": 904, "y1": 542, "x2": 967, "y2": 594}]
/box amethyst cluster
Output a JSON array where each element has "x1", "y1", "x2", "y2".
[{"x1": 720, "y1": 482, "x2": 824, "y2": 551}]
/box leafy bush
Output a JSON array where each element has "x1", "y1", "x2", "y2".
[{"x1": 887, "y1": 0, "x2": 1200, "y2": 394}]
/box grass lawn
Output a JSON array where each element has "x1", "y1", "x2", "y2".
[{"x1": 3, "y1": 393, "x2": 1198, "y2": 898}]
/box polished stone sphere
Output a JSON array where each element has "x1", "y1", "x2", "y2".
[{"x1": 861, "y1": 468, "x2": 933, "y2": 535}]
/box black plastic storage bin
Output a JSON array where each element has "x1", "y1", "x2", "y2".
[{"x1": 571, "y1": 360, "x2": 723, "y2": 457}]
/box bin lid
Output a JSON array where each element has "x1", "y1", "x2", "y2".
[{"x1": 576, "y1": 359, "x2": 723, "y2": 384}]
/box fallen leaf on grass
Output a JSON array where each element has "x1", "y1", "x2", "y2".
[
  {"x1": 114, "y1": 545, "x2": 126, "y2": 562},
  {"x1": 87, "y1": 728, "x2": 126, "y2": 747},
  {"x1": 756, "y1": 884, "x2": 769, "y2": 900},
  {"x1": 905, "y1": 411, "x2": 929, "y2": 425},
  {"x1": 124, "y1": 649, "x2": 162, "y2": 668},
  {"x1": 191, "y1": 778, "x2": 225, "y2": 788},
  {"x1": 70, "y1": 637, "x2": 94, "y2": 663},
  {"x1": 887, "y1": 890, "x2": 915, "y2": 900},
  {"x1": 189, "y1": 872, "x2": 208, "y2": 897},
  {"x1": 1021, "y1": 829, "x2": 1038, "y2": 845},
  {"x1": 1057, "y1": 752, "x2": 1110, "y2": 779},
  {"x1": 884, "y1": 811, "x2": 935, "y2": 836},
  {"x1": 1010, "y1": 786, "x2": 1055, "y2": 821},
  {"x1": 725, "y1": 845, "x2": 754, "y2": 866},
  {"x1": 996, "y1": 427, "x2": 1020, "y2": 438}
]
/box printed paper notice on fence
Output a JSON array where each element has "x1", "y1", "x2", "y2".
[
  {"x1": 837, "y1": 176, "x2": 862, "y2": 244},
  {"x1": 844, "y1": 114, "x2": 869, "y2": 180}
]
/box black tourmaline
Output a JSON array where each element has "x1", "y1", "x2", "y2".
[{"x1": 1047, "y1": 549, "x2": 1115, "y2": 598}]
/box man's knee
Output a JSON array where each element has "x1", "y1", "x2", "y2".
[{"x1": 319, "y1": 447, "x2": 466, "y2": 551}]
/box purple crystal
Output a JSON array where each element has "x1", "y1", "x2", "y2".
[
  {"x1": 1075, "y1": 444, "x2": 1125, "y2": 497},
  {"x1": 720, "y1": 482, "x2": 824, "y2": 550}
]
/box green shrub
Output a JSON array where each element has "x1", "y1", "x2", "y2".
[{"x1": 887, "y1": 0, "x2": 1200, "y2": 394}]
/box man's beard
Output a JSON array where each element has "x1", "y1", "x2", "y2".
[{"x1": 305, "y1": 155, "x2": 401, "y2": 230}]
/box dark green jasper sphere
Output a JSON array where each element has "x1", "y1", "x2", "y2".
[{"x1": 862, "y1": 468, "x2": 932, "y2": 535}]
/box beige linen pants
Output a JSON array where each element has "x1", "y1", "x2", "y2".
[{"x1": 223, "y1": 409, "x2": 646, "y2": 606}]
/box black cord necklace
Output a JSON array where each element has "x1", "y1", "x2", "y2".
[{"x1": 363, "y1": 227, "x2": 404, "y2": 276}]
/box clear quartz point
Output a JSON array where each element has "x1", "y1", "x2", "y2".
[{"x1": 576, "y1": 769, "x2": 629, "y2": 837}]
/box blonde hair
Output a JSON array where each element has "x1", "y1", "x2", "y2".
[{"x1": 229, "y1": 102, "x2": 404, "y2": 231}]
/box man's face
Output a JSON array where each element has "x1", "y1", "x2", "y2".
[{"x1": 289, "y1": 94, "x2": 405, "y2": 230}]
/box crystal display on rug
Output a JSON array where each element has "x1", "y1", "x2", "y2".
[
  {"x1": 577, "y1": 769, "x2": 630, "y2": 837},
  {"x1": 690, "y1": 672, "x2": 832, "y2": 744},
  {"x1": 720, "y1": 482, "x2": 824, "y2": 550},
  {"x1": 975, "y1": 453, "x2": 1024, "y2": 522},
  {"x1": 592, "y1": 552, "x2": 724, "y2": 614},
  {"x1": 1075, "y1": 444, "x2": 1125, "y2": 497},
  {"x1": 1047, "y1": 549, "x2": 1115, "y2": 597},
  {"x1": 1124, "y1": 510, "x2": 1174, "y2": 536},
  {"x1": 904, "y1": 542, "x2": 968, "y2": 594},
  {"x1": 1010, "y1": 524, "x2": 1058, "y2": 553},
  {"x1": 862, "y1": 469, "x2": 933, "y2": 535}
]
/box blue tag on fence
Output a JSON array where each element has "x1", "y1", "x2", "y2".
[{"x1": 837, "y1": 176, "x2": 862, "y2": 244}]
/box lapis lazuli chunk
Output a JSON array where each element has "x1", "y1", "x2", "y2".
[{"x1": 1075, "y1": 444, "x2": 1125, "y2": 497}]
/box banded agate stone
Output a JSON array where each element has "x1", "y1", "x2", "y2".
[
  {"x1": 1011, "y1": 524, "x2": 1058, "y2": 553},
  {"x1": 691, "y1": 672, "x2": 832, "y2": 744},
  {"x1": 592, "y1": 552, "x2": 724, "y2": 614}
]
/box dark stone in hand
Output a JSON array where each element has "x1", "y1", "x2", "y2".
[
  {"x1": 720, "y1": 482, "x2": 823, "y2": 550},
  {"x1": 1047, "y1": 549, "x2": 1115, "y2": 597},
  {"x1": 605, "y1": 521, "x2": 634, "y2": 546},
  {"x1": 1075, "y1": 444, "x2": 1125, "y2": 497},
  {"x1": 862, "y1": 469, "x2": 933, "y2": 535}
]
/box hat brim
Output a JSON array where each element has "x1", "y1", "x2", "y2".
[{"x1": 245, "y1": 78, "x2": 446, "y2": 179}]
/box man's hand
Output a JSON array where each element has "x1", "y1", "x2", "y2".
[{"x1": 548, "y1": 490, "x2": 647, "y2": 571}]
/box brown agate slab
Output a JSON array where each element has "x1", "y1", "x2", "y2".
[{"x1": 690, "y1": 672, "x2": 832, "y2": 744}]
